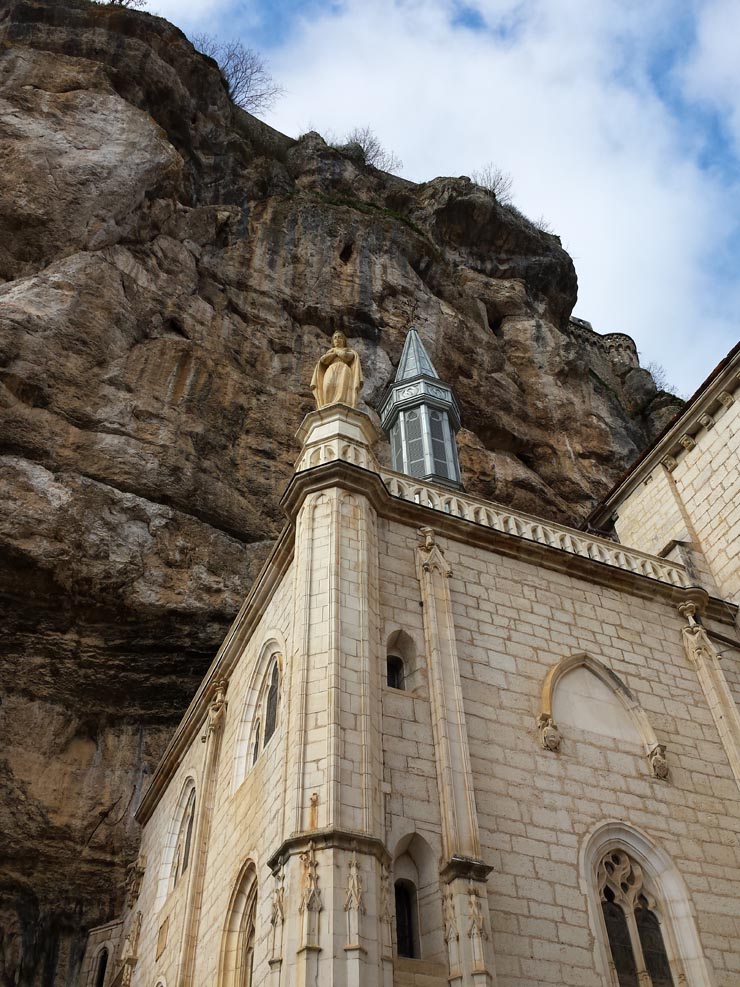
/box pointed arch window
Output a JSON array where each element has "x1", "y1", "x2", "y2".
[
  {"x1": 172, "y1": 788, "x2": 196, "y2": 888},
  {"x1": 93, "y1": 947, "x2": 108, "y2": 987},
  {"x1": 598, "y1": 849, "x2": 675, "y2": 987},
  {"x1": 263, "y1": 663, "x2": 279, "y2": 745},
  {"x1": 249, "y1": 655, "x2": 282, "y2": 768},
  {"x1": 219, "y1": 862, "x2": 258, "y2": 987}
]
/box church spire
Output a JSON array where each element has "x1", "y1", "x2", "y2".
[{"x1": 379, "y1": 329, "x2": 462, "y2": 488}]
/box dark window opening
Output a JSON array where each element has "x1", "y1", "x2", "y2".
[
  {"x1": 94, "y1": 948, "x2": 108, "y2": 987},
  {"x1": 252, "y1": 719, "x2": 261, "y2": 766},
  {"x1": 395, "y1": 880, "x2": 417, "y2": 958},
  {"x1": 602, "y1": 898, "x2": 639, "y2": 987},
  {"x1": 636, "y1": 898, "x2": 675, "y2": 987},
  {"x1": 181, "y1": 791, "x2": 195, "y2": 876},
  {"x1": 264, "y1": 663, "x2": 280, "y2": 745},
  {"x1": 387, "y1": 655, "x2": 405, "y2": 690}
]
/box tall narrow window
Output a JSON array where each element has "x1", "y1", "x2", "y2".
[
  {"x1": 252, "y1": 719, "x2": 261, "y2": 767},
  {"x1": 238, "y1": 886, "x2": 257, "y2": 987},
  {"x1": 173, "y1": 788, "x2": 196, "y2": 888},
  {"x1": 220, "y1": 862, "x2": 258, "y2": 987},
  {"x1": 394, "y1": 880, "x2": 418, "y2": 958},
  {"x1": 387, "y1": 654, "x2": 405, "y2": 690},
  {"x1": 93, "y1": 947, "x2": 108, "y2": 987},
  {"x1": 598, "y1": 850, "x2": 675, "y2": 987},
  {"x1": 264, "y1": 662, "x2": 280, "y2": 745}
]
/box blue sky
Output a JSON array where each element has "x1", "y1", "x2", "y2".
[{"x1": 147, "y1": 0, "x2": 740, "y2": 395}]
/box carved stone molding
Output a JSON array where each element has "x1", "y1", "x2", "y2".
[
  {"x1": 661, "y1": 454, "x2": 678, "y2": 472},
  {"x1": 344, "y1": 851, "x2": 365, "y2": 949},
  {"x1": 648, "y1": 744, "x2": 669, "y2": 779},
  {"x1": 698, "y1": 412, "x2": 715, "y2": 429},
  {"x1": 123, "y1": 855, "x2": 146, "y2": 908},
  {"x1": 718, "y1": 390, "x2": 735, "y2": 408},
  {"x1": 298, "y1": 841, "x2": 322, "y2": 951},
  {"x1": 537, "y1": 715, "x2": 561, "y2": 752}
]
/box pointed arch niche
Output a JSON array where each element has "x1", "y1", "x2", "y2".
[
  {"x1": 386, "y1": 629, "x2": 425, "y2": 695},
  {"x1": 233, "y1": 637, "x2": 286, "y2": 790},
  {"x1": 155, "y1": 776, "x2": 197, "y2": 911},
  {"x1": 580, "y1": 822, "x2": 716, "y2": 987},
  {"x1": 219, "y1": 860, "x2": 258, "y2": 987},
  {"x1": 538, "y1": 654, "x2": 668, "y2": 777}
]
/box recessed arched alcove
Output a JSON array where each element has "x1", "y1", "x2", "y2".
[
  {"x1": 392, "y1": 833, "x2": 444, "y2": 963},
  {"x1": 386, "y1": 629, "x2": 425, "y2": 695},
  {"x1": 538, "y1": 653, "x2": 666, "y2": 775}
]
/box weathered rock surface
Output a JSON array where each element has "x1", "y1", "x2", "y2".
[{"x1": 0, "y1": 0, "x2": 681, "y2": 981}]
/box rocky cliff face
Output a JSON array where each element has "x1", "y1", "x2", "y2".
[{"x1": 0, "y1": 0, "x2": 681, "y2": 981}]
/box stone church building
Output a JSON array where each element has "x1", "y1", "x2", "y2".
[{"x1": 79, "y1": 331, "x2": 740, "y2": 987}]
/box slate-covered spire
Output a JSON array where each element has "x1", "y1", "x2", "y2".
[
  {"x1": 379, "y1": 329, "x2": 462, "y2": 488},
  {"x1": 395, "y1": 329, "x2": 439, "y2": 381}
]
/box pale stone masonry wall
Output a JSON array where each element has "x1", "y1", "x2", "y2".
[
  {"x1": 613, "y1": 389, "x2": 739, "y2": 605},
  {"x1": 106, "y1": 403, "x2": 740, "y2": 987},
  {"x1": 129, "y1": 565, "x2": 295, "y2": 985},
  {"x1": 379, "y1": 519, "x2": 740, "y2": 987}
]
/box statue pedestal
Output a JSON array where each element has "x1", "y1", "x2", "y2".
[{"x1": 295, "y1": 404, "x2": 381, "y2": 474}]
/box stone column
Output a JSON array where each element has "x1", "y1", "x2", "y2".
[
  {"x1": 271, "y1": 405, "x2": 388, "y2": 986},
  {"x1": 679, "y1": 597, "x2": 740, "y2": 791},
  {"x1": 416, "y1": 527, "x2": 497, "y2": 986}
]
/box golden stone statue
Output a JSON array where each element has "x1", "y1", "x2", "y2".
[{"x1": 311, "y1": 331, "x2": 363, "y2": 409}]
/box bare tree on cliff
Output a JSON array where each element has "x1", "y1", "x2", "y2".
[
  {"x1": 341, "y1": 126, "x2": 403, "y2": 174},
  {"x1": 193, "y1": 34, "x2": 283, "y2": 115},
  {"x1": 108, "y1": 0, "x2": 147, "y2": 7}
]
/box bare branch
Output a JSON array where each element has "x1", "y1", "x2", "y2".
[
  {"x1": 107, "y1": 0, "x2": 147, "y2": 7},
  {"x1": 470, "y1": 163, "x2": 514, "y2": 204},
  {"x1": 339, "y1": 125, "x2": 403, "y2": 174},
  {"x1": 192, "y1": 34, "x2": 283, "y2": 116}
]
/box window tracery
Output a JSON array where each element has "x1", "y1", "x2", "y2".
[{"x1": 597, "y1": 849, "x2": 675, "y2": 987}]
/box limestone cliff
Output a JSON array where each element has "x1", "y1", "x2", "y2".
[{"x1": 0, "y1": 0, "x2": 681, "y2": 980}]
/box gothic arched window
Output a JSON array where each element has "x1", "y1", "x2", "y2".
[
  {"x1": 93, "y1": 947, "x2": 108, "y2": 987},
  {"x1": 598, "y1": 849, "x2": 675, "y2": 987},
  {"x1": 172, "y1": 788, "x2": 196, "y2": 888},
  {"x1": 249, "y1": 656, "x2": 281, "y2": 768},
  {"x1": 219, "y1": 862, "x2": 258, "y2": 987},
  {"x1": 263, "y1": 663, "x2": 280, "y2": 745}
]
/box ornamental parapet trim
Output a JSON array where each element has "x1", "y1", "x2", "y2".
[{"x1": 379, "y1": 469, "x2": 690, "y2": 589}]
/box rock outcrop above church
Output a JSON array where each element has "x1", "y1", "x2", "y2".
[{"x1": 0, "y1": 0, "x2": 682, "y2": 977}]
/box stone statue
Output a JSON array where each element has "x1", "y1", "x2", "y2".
[{"x1": 311, "y1": 331, "x2": 363, "y2": 409}]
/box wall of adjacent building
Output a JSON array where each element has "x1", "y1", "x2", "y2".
[{"x1": 611, "y1": 382, "x2": 740, "y2": 606}]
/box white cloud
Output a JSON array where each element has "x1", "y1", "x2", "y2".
[{"x1": 681, "y1": 0, "x2": 740, "y2": 154}]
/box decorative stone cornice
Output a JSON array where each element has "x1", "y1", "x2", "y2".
[{"x1": 266, "y1": 829, "x2": 391, "y2": 874}]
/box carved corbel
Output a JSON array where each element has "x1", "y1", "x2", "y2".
[
  {"x1": 679, "y1": 434, "x2": 696, "y2": 451},
  {"x1": 537, "y1": 714, "x2": 561, "y2": 752},
  {"x1": 202, "y1": 679, "x2": 228, "y2": 741},
  {"x1": 648, "y1": 744, "x2": 669, "y2": 779},
  {"x1": 698, "y1": 412, "x2": 715, "y2": 429},
  {"x1": 661, "y1": 454, "x2": 678, "y2": 472},
  {"x1": 718, "y1": 390, "x2": 735, "y2": 408},
  {"x1": 124, "y1": 854, "x2": 146, "y2": 907}
]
